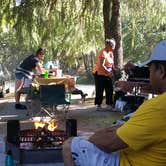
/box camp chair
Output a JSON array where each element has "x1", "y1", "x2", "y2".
[
  {"x1": 37, "y1": 84, "x2": 70, "y2": 118},
  {"x1": 19, "y1": 87, "x2": 30, "y2": 102}
]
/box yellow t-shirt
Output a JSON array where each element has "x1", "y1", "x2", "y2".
[{"x1": 117, "y1": 92, "x2": 166, "y2": 166}]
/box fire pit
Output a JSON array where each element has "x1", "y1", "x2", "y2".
[
  {"x1": 20, "y1": 119, "x2": 66, "y2": 149},
  {"x1": 7, "y1": 128, "x2": 66, "y2": 164},
  {"x1": 6, "y1": 119, "x2": 67, "y2": 164},
  {"x1": 6, "y1": 119, "x2": 77, "y2": 164},
  {"x1": 7, "y1": 129, "x2": 66, "y2": 164},
  {"x1": 19, "y1": 128, "x2": 65, "y2": 149},
  {"x1": 19, "y1": 128, "x2": 66, "y2": 164}
]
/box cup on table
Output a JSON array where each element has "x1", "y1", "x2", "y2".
[{"x1": 56, "y1": 69, "x2": 62, "y2": 77}]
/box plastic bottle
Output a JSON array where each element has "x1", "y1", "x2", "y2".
[
  {"x1": 5, "y1": 150, "x2": 14, "y2": 166},
  {"x1": 44, "y1": 70, "x2": 49, "y2": 78}
]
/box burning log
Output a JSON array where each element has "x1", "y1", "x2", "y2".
[{"x1": 19, "y1": 119, "x2": 65, "y2": 149}]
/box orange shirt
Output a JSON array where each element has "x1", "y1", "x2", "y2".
[{"x1": 93, "y1": 48, "x2": 114, "y2": 77}]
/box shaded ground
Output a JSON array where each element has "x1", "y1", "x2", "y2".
[{"x1": 0, "y1": 93, "x2": 123, "y2": 135}]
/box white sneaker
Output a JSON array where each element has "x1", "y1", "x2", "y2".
[{"x1": 96, "y1": 105, "x2": 102, "y2": 111}]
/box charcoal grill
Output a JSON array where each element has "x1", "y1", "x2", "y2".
[
  {"x1": 7, "y1": 128, "x2": 66, "y2": 164},
  {"x1": 6, "y1": 119, "x2": 77, "y2": 164},
  {"x1": 19, "y1": 128, "x2": 65, "y2": 148}
]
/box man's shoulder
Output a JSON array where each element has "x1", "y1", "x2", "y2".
[
  {"x1": 134, "y1": 93, "x2": 166, "y2": 115},
  {"x1": 146, "y1": 92, "x2": 166, "y2": 104}
]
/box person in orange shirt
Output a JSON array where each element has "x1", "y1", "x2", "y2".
[{"x1": 93, "y1": 38, "x2": 116, "y2": 111}]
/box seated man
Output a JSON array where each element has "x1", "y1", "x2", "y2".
[{"x1": 62, "y1": 40, "x2": 166, "y2": 166}]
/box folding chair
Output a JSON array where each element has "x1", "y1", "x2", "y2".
[
  {"x1": 19, "y1": 87, "x2": 31, "y2": 104},
  {"x1": 38, "y1": 84, "x2": 70, "y2": 118}
]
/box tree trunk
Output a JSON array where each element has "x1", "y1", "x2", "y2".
[{"x1": 103, "y1": 0, "x2": 123, "y2": 69}]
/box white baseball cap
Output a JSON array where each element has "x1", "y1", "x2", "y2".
[{"x1": 139, "y1": 39, "x2": 166, "y2": 67}]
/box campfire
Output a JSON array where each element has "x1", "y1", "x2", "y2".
[
  {"x1": 34, "y1": 120, "x2": 58, "y2": 131},
  {"x1": 6, "y1": 119, "x2": 77, "y2": 164},
  {"x1": 19, "y1": 119, "x2": 66, "y2": 149}
]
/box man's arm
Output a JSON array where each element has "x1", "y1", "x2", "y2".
[{"x1": 88, "y1": 125, "x2": 128, "y2": 153}]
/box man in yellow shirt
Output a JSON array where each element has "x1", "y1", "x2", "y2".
[{"x1": 62, "y1": 39, "x2": 166, "y2": 166}]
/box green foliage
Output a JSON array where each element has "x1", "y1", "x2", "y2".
[
  {"x1": 121, "y1": 0, "x2": 166, "y2": 63},
  {"x1": 0, "y1": 0, "x2": 166, "y2": 74},
  {"x1": 0, "y1": 0, "x2": 103, "y2": 70}
]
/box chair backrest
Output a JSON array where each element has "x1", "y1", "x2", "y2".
[{"x1": 39, "y1": 84, "x2": 69, "y2": 105}]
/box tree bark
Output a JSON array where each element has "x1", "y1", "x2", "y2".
[{"x1": 103, "y1": 0, "x2": 123, "y2": 68}]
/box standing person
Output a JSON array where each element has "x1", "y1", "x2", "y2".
[
  {"x1": 62, "y1": 39, "x2": 166, "y2": 166},
  {"x1": 15, "y1": 48, "x2": 45, "y2": 109},
  {"x1": 93, "y1": 38, "x2": 116, "y2": 111}
]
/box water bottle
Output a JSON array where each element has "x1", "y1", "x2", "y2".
[{"x1": 5, "y1": 150, "x2": 14, "y2": 166}]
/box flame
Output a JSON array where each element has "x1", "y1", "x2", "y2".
[
  {"x1": 34, "y1": 121, "x2": 45, "y2": 129},
  {"x1": 47, "y1": 121, "x2": 58, "y2": 131},
  {"x1": 34, "y1": 120, "x2": 58, "y2": 131}
]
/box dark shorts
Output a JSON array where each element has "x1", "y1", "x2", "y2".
[{"x1": 15, "y1": 73, "x2": 26, "y2": 80}]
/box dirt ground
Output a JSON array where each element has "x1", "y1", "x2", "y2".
[{"x1": 0, "y1": 93, "x2": 124, "y2": 136}]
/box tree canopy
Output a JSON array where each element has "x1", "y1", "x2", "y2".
[
  {"x1": 0, "y1": 0, "x2": 166, "y2": 75},
  {"x1": 122, "y1": 0, "x2": 166, "y2": 62}
]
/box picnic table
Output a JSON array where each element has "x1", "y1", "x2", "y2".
[{"x1": 33, "y1": 75, "x2": 75, "y2": 92}]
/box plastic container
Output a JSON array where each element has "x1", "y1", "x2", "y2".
[
  {"x1": 56, "y1": 69, "x2": 62, "y2": 77},
  {"x1": 44, "y1": 70, "x2": 49, "y2": 78}
]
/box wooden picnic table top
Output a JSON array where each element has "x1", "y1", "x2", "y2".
[{"x1": 33, "y1": 75, "x2": 75, "y2": 91}]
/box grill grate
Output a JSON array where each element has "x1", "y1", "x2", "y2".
[{"x1": 19, "y1": 129, "x2": 66, "y2": 149}]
